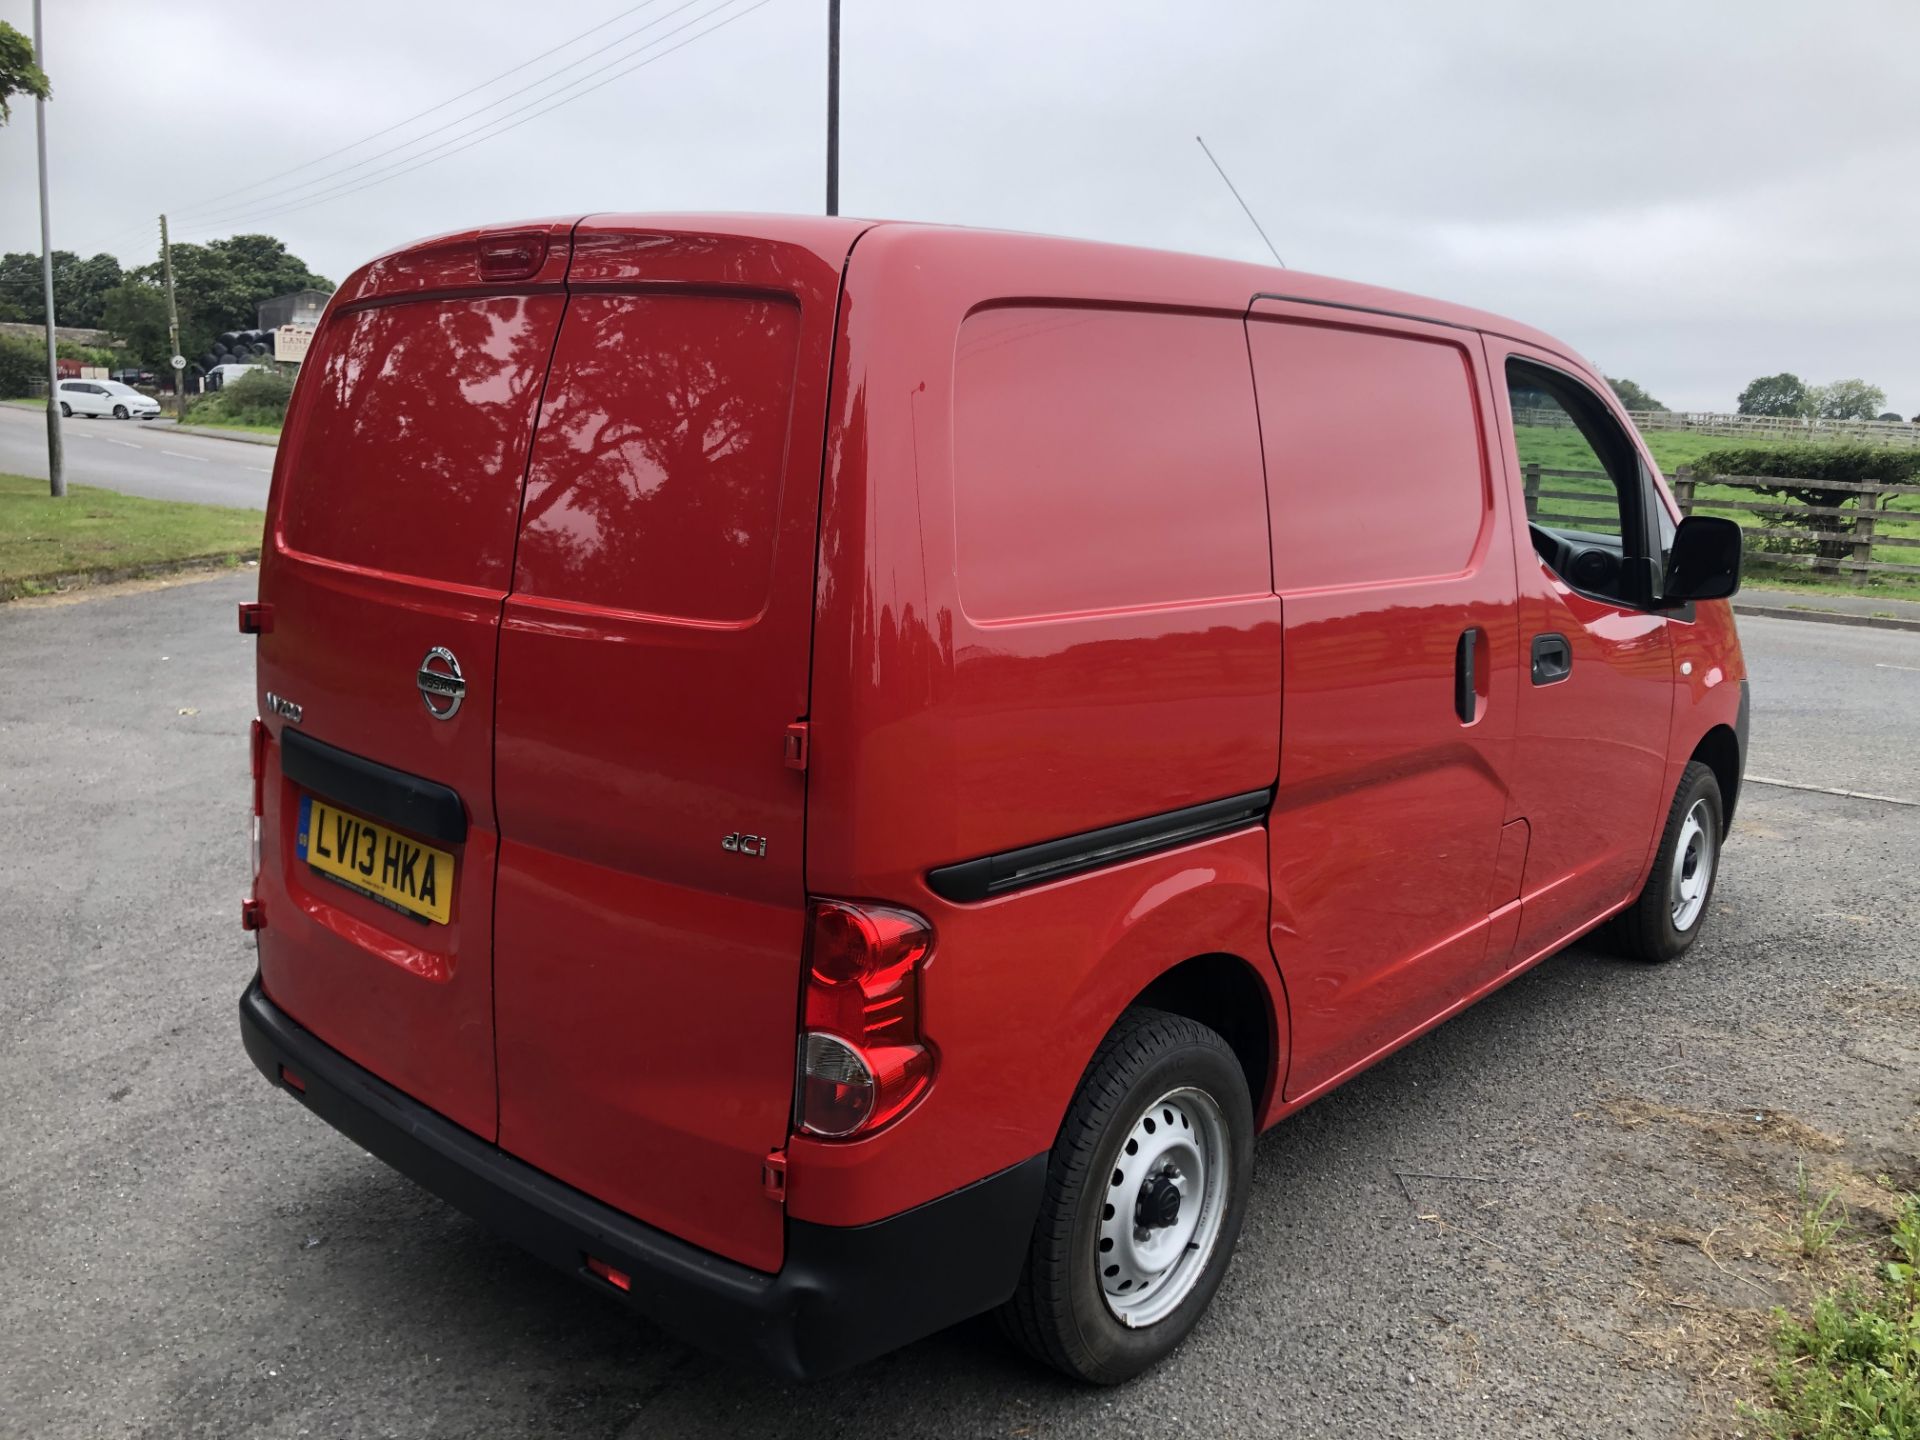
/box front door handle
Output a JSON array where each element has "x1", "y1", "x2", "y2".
[{"x1": 1531, "y1": 632, "x2": 1572, "y2": 686}]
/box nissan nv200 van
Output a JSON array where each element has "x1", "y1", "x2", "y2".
[{"x1": 238, "y1": 215, "x2": 1746, "y2": 1384}]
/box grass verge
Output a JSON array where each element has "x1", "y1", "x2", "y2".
[
  {"x1": 1754, "y1": 1194, "x2": 1920, "y2": 1438},
  {"x1": 0, "y1": 472, "x2": 262, "y2": 600},
  {"x1": 179, "y1": 418, "x2": 283, "y2": 437}
]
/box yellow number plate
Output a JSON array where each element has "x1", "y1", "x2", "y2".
[{"x1": 296, "y1": 794, "x2": 454, "y2": 925}]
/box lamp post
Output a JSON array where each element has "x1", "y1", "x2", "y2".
[{"x1": 32, "y1": 0, "x2": 63, "y2": 498}]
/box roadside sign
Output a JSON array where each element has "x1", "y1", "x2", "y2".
[
  {"x1": 170, "y1": 355, "x2": 187, "y2": 370},
  {"x1": 274, "y1": 324, "x2": 315, "y2": 365}
]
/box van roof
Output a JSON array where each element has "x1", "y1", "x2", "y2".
[{"x1": 340, "y1": 213, "x2": 1587, "y2": 373}]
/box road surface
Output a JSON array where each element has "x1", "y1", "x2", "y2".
[
  {"x1": 0, "y1": 403, "x2": 273, "y2": 509},
  {"x1": 0, "y1": 591, "x2": 1915, "y2": 1439}
]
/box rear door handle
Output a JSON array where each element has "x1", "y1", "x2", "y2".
[{"x1": 1531, "y1": 632, "x2": 1572, "y2": 686}]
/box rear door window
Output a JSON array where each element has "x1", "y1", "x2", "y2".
[
  {"x1": 509, "y1": 293, "x2": 801, "y2": 620},
  {"x1": 277, "y1": 295, "x2": 563, "y2": 589}
]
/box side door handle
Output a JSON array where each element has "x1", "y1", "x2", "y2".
[
  {"x1": 1531, "y1": 632, "x2": 1572, "y2": 686},
  {"x1": 1454, "y1": 627, "x2": 1479, "y2": 724}
]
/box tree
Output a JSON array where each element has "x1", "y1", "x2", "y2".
[
  {"x1": 1736, "y1": 372, "x2": 1812, "y2": 418},
  {"x1": 1607, "y1": 377, "x2": 1666, "y2": 412},
  {"x1": 1877, "y1": 412, "x2": 1904, "y2": 424},
  {"x1": 131, "y1": 233, "x2": 331, "y2": 357},
  {"x1": 0, "y1": 21, "x2": 50, "y2": 125},
  {"x1": 0, "y1": 249, "x2": 124, "y2": 327},
  {"x1": 1808, "y1": 378, "x2": 1886, "y2": 422},
  {"x1": 99, "y1": 282, "x2": 173, "y2": 365}
]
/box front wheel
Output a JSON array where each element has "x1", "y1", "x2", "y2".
[
  {"x1": 1611, "y1": 760, "x2": 1724, "y2": 963},
  {"x1": 112, "y1": 404, "x2": 129, "y2": 419},
  {"x1": 997, "y1": 1007, "x2": 1253, "y2": 1384}
]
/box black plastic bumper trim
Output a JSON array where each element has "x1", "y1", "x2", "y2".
[
  {"x1": 280, "y1": 729, "x2": 467, "y2": 844},
  {"x1": 238, "y1": 978, "x2": 1045, "y2": 1378},
  {"x1": 926, "y1": 788, "x2": 1274, "y2": 904}
]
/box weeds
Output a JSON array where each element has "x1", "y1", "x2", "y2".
[
  {"x1": 1795, "y1": 1162, "x2": 1850, "y2": 1260},
  {"x1": 1755, "y1": 1195, "x2": 1920, "y2": 1438}
]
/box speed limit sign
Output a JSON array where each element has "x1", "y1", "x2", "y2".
[{"x1": 170, "y1": 355, "x2": 187, "y2": 370}]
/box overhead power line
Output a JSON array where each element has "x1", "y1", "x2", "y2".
[
  {"x1": 173, "y1": 0, "x2": 674, "y2": 219},
  {"x1": 175, "y1": 0, "x2": 780, "y2": 238},
  {"x1": 175, "y1": 0, "x2": 725, "y2": 228}
]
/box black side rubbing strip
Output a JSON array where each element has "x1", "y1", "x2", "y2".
[
  {"x1": 280, "y1": 729, "x2": 468, "y2": 845},
  {"x1": 926, "y1": 789, "x2": 1274, "y2": 904}
]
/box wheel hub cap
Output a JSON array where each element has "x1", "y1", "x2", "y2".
[
  {"x1": 1669, "y1": 799, "x2": 1715, "y2": 931},
  {"x1": 1097, "y1": 1086, "x2": 1230, "y2": 1328}
]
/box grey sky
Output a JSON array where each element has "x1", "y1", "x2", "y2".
[{"x1": 4, "y1": 0, "x2": 1915, "y2": 412}]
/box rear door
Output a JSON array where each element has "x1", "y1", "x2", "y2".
[
  {"x1": 490, "y1": 220, "x2": 857, "y2": 1274},
  {"x1": 253, "y1": 223, "x2": 574, "y2": 1140}
]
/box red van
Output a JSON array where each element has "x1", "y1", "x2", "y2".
[{"x1": 238, "y1": 215, "x2": 1746, "y2": 1383}]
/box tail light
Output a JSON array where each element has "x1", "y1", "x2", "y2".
[{"x1": 797, "y1": 900, "x2": 935, "y2": 1139}]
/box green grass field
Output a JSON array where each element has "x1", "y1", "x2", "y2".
[
  {"x1": 0, "y1": 472, "x2": 262, "y2": 600},
  {"x1": 1511, "y1": 425, "x2": 1920, "y2": 597}
]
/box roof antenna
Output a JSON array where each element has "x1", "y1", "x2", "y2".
[{"x1": 1196, "y1": 135, "x2": 1285, "y2": 268}]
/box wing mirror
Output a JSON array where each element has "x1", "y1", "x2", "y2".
[{"x1": 1661, "y1": 515, "x2": 1743, "y2": 605}]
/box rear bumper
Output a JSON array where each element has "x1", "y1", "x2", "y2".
[{"x1": 239, "y1": 977, "x2": 1045, "y2": 1379}]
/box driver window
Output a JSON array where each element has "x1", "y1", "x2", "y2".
[{"x1": 1505, "y1": 360, "x2": 1645, "y2": 604}]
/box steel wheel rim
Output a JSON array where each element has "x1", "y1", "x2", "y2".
[
  {"x1": 1670, "y1": 800, "x2": 1715, "y2": 931},
  {"x1": 1096, "y1": 1085, "x2": 1229, "y2": 1328}
]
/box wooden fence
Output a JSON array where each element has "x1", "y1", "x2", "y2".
[
  {"x1": 1522, "y1": 466, "x2": 1920, "y2": 586},
  {"x1": 1510, "y1": 406, "x2": 1920, "y2": 448}
]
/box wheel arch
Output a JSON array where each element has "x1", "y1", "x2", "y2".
[
  {"x1": 1127, "y1": 952, "x2": 1283, "y2": 1120},
  {"x1": 1690, "y1": 722, "x2": 1741, "y2": 833}
]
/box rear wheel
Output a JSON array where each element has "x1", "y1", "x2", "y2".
[
  {"x1": 1611, "y1": 760, "x2": 1723, "y2": 963},
  {"x1": 997, "y1": 1007, "x2": 1252, "y2": 1384},
  {"x1": 58, "y1": 402, "x2": 71, "y2": 418}
]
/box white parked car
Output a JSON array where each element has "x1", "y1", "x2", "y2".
[{"x1": 57, "y1": 379, "x2": 162, "y2": 420}]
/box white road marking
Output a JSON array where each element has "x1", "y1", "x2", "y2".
[
  {"x1": 105, "y1": 438, "x2": 139, "y2": 449},
  {"x1": 1747, "y1": 775, "x2": 1918, "y2": 807},
  {"x1": 1875, "y1": 662, "x2": 1920, "y2": 673},
  {"x1": 159, "y1": 450, "x2": 209, "y2": 463}
]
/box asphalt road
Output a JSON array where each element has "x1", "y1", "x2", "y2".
[
  {"x1": 0, "y1": 404, "x2": 273, "y2": 509},
  {"x1": 2, "y1": 589, "x2": 1916, "y2": 1439}
]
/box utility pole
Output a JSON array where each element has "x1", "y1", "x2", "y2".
[
  {"x1": 32, "y1": 0, "x2": 63, "y2": 498},
  {"x1": 825, "y1": 0, "x2": 839, "y2": 216},
  {"x1": 160, "y1": 214, "x2": 185, "y2": 421}
]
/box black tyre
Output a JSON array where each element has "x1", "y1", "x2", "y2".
[
  {"x1": 1611, "y1": 760, "x2": 1724, "y2": 963},
  {"x1": 58, "y1": 402, "x2": 71, "y2": 418},
  {"x1": 998, "y1": 1007, "x2": 1253, "y2": 1384},
  {"x1": 112, "y1": 404, "x2": 129, "y2": 419}
]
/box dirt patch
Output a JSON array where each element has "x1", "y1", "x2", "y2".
[
  {"x1": 1588, "y1": 1096, "x2": 1917, "y2": 1435},
  {"x1": 1597, "y1": 1096, "x2": 1843, "y2": 1153},
  {"x1": 1829, "y1": 980, "x2": 1920, "y2": 1024}
]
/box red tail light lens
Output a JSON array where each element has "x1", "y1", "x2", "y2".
[
  {"x1": 249, "y1": 719, "x2": 267, "y2": 883},
  {"x1": 250, "y1": 718, "x2": 267, "y2": 816},
  {"x1": 584, "y1": 1255, "x2": 632, "y2": 1292},
  {"x1": 798, "y1": 901, "x2": 935, "y2": 1138}
]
